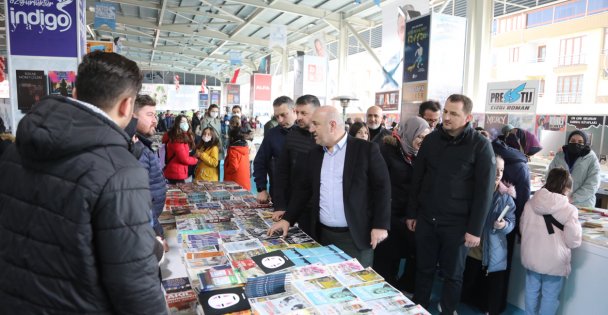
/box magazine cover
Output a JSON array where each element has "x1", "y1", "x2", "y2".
[
  {"x1": 325, "y1": 259, "x2": 364, "y2": 275},
  {"x1": 249, "y1": 292, "x2": 312, "y2": 315},
  {"x1": 335, "y1": 268, "x2": 384, "y2": 286},
  {"x1": 304, "y1": 287, "x2": 357, "y2": 306},
  {"x1": 199, "y1": 287, "x2": 250, "y2": 315},
  {"x1": 47, "y1": 71, "x2": 76, "y2": 97},
  {"x1": 289, "y1": 264, "x2": 331, "y2": 281},
  {"x1": 293, "y1": 276, "x2": 342, "y2": 292},
  {"x1": 161, "y1": 277, "x2": 192, "y2": 294},
  {"x1": 349, "y1": 282, "x2": 401, "y2": 301},
  {"x1": 307, "y1": 245, "x2": 344, "y2": 256},
  {"x1": 222, "y1": 239, "x2": 265, "y2": 253},
  {"x1": 317, "y1": 253, "x2": 352, "y2": 265},
  {"x1": 16, "y1": 70, "x2": 47, "y2": 112},
  {"x1": 313, "y1": 300, "x2": 373, "y2": 315},
  {"x1": 364, "y1": 295, "x2": 417, "y2": 312},
  {"x1": 199, "y1": 264, "x2": 244, "y2": 291},
  {"x1": 251, "y1": 250, "x2": 295, "y2": 274}
]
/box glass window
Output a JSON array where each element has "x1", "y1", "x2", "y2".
[
  {"x1": 588, "y1": 0, "x2": 608, "y2": 14},
  {"x1": 527, "y1": 8, "x2": 553, "y2": 28},
  {"x1": 539, "y1": 79, "x2": 545, "y2": 96},
  {"x1": 556, "y1": 75, "x2": 583, "y2": 103},
  {"x1": 537, "y1": 45, "x2": 546, "y2": 62},
  {"x1": 559, "y1": 36, "x2": 585, "y2": 66},
  {"x1": 509, "y1": 47, "x2": 520, "y2": 63},
  {"x1": 554, "y1": 0, "x2": 586, "y2": 22}
]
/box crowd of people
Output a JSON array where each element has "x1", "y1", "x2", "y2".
[{"x1": 0, "y1": 51, "x2": 600, "y2": 315}]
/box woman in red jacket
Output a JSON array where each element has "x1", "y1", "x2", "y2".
[
  {"x1": 224, "y1": 117, "x2": 251, "y2": 190},
  {"x1": 162, "y1": 115, "x2": 198, "y2": 184}
]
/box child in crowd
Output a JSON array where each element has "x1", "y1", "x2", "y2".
[
  {"x1": 520, "y1": 167, "x2": 582, "y2": 315},
  {"x1": 348, "y1": 122, "x2": 370, "y2": 141},
  {"x1": 163, "y1": 115, "x2": 198, "y2": 184},
  {"x1": 194, "y1": 127, "x2": 220, "y2": 182},
  {"x1": 224, "y1": 116, "x2": 251, "y2": 190},
  {"x1": 461, "y1": 155, "x2": 516, "y2": 315}
]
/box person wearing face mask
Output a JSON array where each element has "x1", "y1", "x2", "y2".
[
  {"x1": 375, "y1": 116, "x2": 430, "y2": 295},
  {"x1": 194, "y1": 127, "x2": 220, "y2": 182},
  {"x1": 162, "y1": 115, "x2": 198, "y2": 184},
  {"x1": 547, "y1": 130, "x2": 601, "y2": 207},
  {"x1": 202, "y1": 104, "x2": 224, "y2": 160}
]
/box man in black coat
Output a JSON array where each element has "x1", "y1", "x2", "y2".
[
  {"x1": 406, "y1": 94, "x2": 495, "y2": 315},
  {"x1": 367, "y1": 105, "x2": 391, "y2": 144},
  {"x1": 0, "y1": 52, "x2": 167, "y2": 314},
  {"x1": 271, "y1": 94, "x2": 321, "y2": 236},
  {"x1": 268, "y1": 106, "x2": 391, "y2": 267}
]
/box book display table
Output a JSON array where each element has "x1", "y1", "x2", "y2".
[
  {"x1": 159, "y1": 181, "x2": 429, "y2": 315},
  {"x1": 507, "y1": 207, "x2": 608, "y2": 314}
]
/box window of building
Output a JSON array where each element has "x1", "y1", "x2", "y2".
[
  {"x1": 556, "y1": 75, "x2": 583, "y2": 103},
  {"x1": 509, "y1": 47, "x2": 520, "y2": 63},
  {"x1": 588, "y1": 0, "x2": 608, "y2": 15},
  {"x1": 554, "y1": 0, "x2": 586, "y2": 22},
  {"x1": 537, "y1": 45, "x2": 546, "y2": 62},
  {"x1": 539, "y1": 79, "x2": 545, "y2": 97},
  {"x1": 559, "y1": 36, "x2": 585, "y2": 66},
  {"x1": 526, "y1": 7, "x2": 553, "y2": 28}
]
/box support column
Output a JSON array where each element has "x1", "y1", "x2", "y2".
[
  {"x1": 462, "y1": 0, "x2": 493, "y2": 110},
  {"x1": 337, "y1": 13, "x2": 349, "y2": 95},
  {"x1": 281, "y1": 47, "x2": 289, "y2": 94}
]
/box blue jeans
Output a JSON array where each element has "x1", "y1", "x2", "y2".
[{"x1": 525, "y1": 269, "x2": 564, "y2": 315}]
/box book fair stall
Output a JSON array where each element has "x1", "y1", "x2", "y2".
[{"x1": 158, "y1": 181, "x2": 430, "y2": 315}]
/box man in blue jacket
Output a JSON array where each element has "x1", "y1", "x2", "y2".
[
  {"x1": 133, "y1": 94, "x2": 168, "y2": 251},
  {"x1": 254, "y1": 96, "x2": 296, "y2": 203}
]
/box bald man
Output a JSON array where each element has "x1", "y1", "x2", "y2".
[
  {"x1": 268, "y1": 106, "x2": 391, "y2": 267},
  {"x1": 367, "y1": 106, "x2": 392, "y2": 144}
]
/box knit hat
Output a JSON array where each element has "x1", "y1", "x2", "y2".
[{"x1": 567, "y1": 130, "x2": 589, "y2": 145}]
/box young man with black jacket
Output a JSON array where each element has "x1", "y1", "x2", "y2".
[
  {"x1": 271, "y1": 94, "x2": 321, "y2": 236},
  {"x1": 0, "y1": 52, "x2": 167, "y2": 314},
  {"x1": 406, "y1": 94, "x2": 495, "y2": 315}
]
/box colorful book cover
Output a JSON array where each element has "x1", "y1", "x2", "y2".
[
  {"x1": 306, "y1": 245, "x2": 344, "y2": 257},
  {"x1": 249, "y1": 292, "x2": 312, "y2": 315},
  {"x1": 293, "y1": 276, "x2": 342, "y2": 292},
  {"x1": 47, "y1": 71, "x2": 75, "y2": 97},
  {"x1": 229, "y1": 248, "x2": 267, "y2": 261},
  {"x1": 16, "y1": 70, "x2": 47, "y2": 112},
  {"x1": 335, "y1": 268, "x2": 384, "y2": 286},
  {"x1": 325, "y1": 259, "x2": 365, "y2": 275},
  {"x1": 304, "y1": 287, "x2": 357, "y2": 306},
  {"x1": 222, "y1": 239, "x2": 265, "y2": 253},
  {"x1": 166, "y1": 288, "x2": 198, "y2": 314},
  {"x1": 349, "y1": 282, "x2": 401, "y2": 301},
  {"x1": 364, "y1": 295, "x2": 417, "y2": 313},
  {"x1": 291, "y1": 257, "x2": 322, "y2": 267},
  {"x1": 198, "y1": 287, "x2": 251, "y2": 315},
  {"x1": 313, "y1": 300, "x2": 373, "y2": 314},
  {"x1": 251, "y1": 251, "x2": 295, "y2": 274},
  {"x1": 244, "y1": 272, "x2": 289, "y2": 298},
  {"x1": 317, "y1": 253, "x2": 352, "y2": 265},
  {"x1": 198, "y1": 264, "x2": 244, "y2": 291},
  {"x1": 289, "y1": 264, "x2": 330, "y2": 281},
  {"x1": 232, "y1": 259, "x2": 265, "y2": 279},
  {"x1": 161, "y1": 277, "x2": 192, "y2": 294}
]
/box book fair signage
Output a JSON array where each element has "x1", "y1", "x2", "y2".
[
  {"x1": 8, "y1": 0, "x2": 79, "y2": 57},
  {"x1": 486, "y1": 80, "x2": 540, "y2": 114}
]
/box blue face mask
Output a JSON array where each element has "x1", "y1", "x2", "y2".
[{"x1": 179, "y1": 122, "x2": 189, "y2": 132}]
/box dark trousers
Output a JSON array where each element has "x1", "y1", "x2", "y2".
[
  {"x1": 414, "y1": 219, "x2": 468, "y2": 315},
  {"x1": 166, "y1": 179, "x2": 185, "y2": 184},
  {"x1": 461, "y1": 256, "x2": 509, "y2": 315},
  {"x1": 319, "y1": 226, "x2": 373, "y2": 268},
  {"x1": 373, "y1": 216, "x2": 415, "y2": 291}
]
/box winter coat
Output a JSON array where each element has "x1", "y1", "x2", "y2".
[
  {"x1": 253, "y1": 125, "x2": 292, "y2": 193},
  {"x1": 194, "y1": 145, "x2": 220, "y2": 181},
  {"x1": 162, "y1": 133, "x2": 198, "y2": 181},
  {"x1": 547, "y1": 151, "x2": 601, "y2": 207},
  {"x1": 380, "y1": 134, "x2": 414, "y2": 218},
  {"x1": 481, "y1": 182, "x2": 516, "y2": 273},
  {"x1": 0, "y1": 96, "x2": 166, "y2": 314},
  {"x1": 407, "y1": 124, "x2": 496, "y2": 237},
  {"x1": 520, "y1": 188, "x2": 582, "y2": 276},
  {"x1": 134, "y1": 133, "x2": 167, "y2": 237},
  {"x1": 492, "y1": 139, "x2": 530, "y2": 220},
  {"x1": 224, "y1": 143, "x2": 251, "y2": 190},
  {"x1": 201, "y1": 116, "x2": 224, "y2": 150}
]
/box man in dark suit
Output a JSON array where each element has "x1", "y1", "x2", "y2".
[{"x1": 267, "y1": 106, "x2": 391, "y2": 267}]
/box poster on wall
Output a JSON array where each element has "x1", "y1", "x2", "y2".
[
  {"x1": 484, "y1": 114, "x2": 508, "y2": 140},
  {"x1": 48, "y1": 71, "x2": 76, "y2": 97},
  {"x1": 166, "y1": 85, "x2": 199, "y2": 111},
  {"x1": 565, "y1": 116, "x2": 604, "y2": 157},
  {"x1": 309, "y1": 34, "x2": 327, "y2": 59},
  {"x1": 226, "y1": 84, "x2": 240, "y2": 105},
  {"x1": 87, "y1": 41, "x2": 114, "y2": 53},
  {"x1": 303, "y1": 56, "x2": 327, "y2": 104},
  {"x1": 8, "y1": 0, "x2": 79, "y2": 57},
  {"x1": 601, "y1": 117, "x2": 608, "y2": 165},
  {"x1": 251, "y1": 74, "x2": 272, "y2": 102},
  {"x1": 140, "y1": 84, "x2": 168, "y2": 108},
  {"x1": 210, "y1": 90, "x2": 221, "y2": 105},
  {"x1": 507, "y1": 114, "x2": 535, "y2": 134},
  {"x1": 380, "y1": 0, "x2": 429, "y2": 91},
  {"x1": 375, "y1": 90, "x2": 399, "y2": 111},
  {"x1": 0, "y1": 100, "x2": 13, "y2": 133},
  {"x1": 16, "y1": 70, "x2": 47, "y2": 112},
  {"x1": 471, "y1": 113, "x2": 485, "y2": 129},
  {"x1": 403, "y1": 14, "x2": 430, "y2": 83},
  {"x1": 486, "y1": 81, "x2": 540, "y2": 114},
  {"x1": 535, "y1": 115, "x2": 567, "y2": 157}
]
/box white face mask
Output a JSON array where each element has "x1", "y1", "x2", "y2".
[
  {"x1": 202, "y1": 135, "x2": 212, "y2": 142},
  {"x1": 232, "y1": 113, "x2": 240, "y2": 117},
  {"x1": 210, "y1": 112, "x2": 219, "y2": 119},
  {"x1": 179, "y1": 122, "x2": 189, "y2": 132}
]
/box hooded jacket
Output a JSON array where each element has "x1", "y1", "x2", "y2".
[
  {"x1": 224, "y1": 143, "x2": 251, "y2": 190},
  {"x1": 520, "y1": 188, "x2": 582, "y2": 277},
  {"x1": 481, "y1": 182, "x2": 516, "y2": 273},
  {"x1": 0, "y1": 96, "x2": 167, "y2": 314},
  {"x1": 162, "y1": 133, "x2": 198, "y2": 181},
  {"x1": 547, "y1": 150, "x2": 600, "y2": 207},
  {"x1": 492, "y1": 139, "x2": 530, "y2": 219}
]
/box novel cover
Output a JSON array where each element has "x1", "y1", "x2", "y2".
[
  {"x1": 198, "y1": 287, "x2": 250, "y2": 315},
  {"x1": 252, "y1": 250, "x2": 295, "y2": 274},
  {"x1": 48, "y1": 71, "x2": 76, "y2": 97},
  {"x1": 16, "y1": 70, "x2": 47, "y2": 112}
]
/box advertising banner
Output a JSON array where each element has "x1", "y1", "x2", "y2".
[
  {"x1": 87, "y1": 41, "x2": 115, "y2": 53},
  {"x1": 251, "y1": 74, "x2": 272, "y2": 102},
  {"x1": 535, "y1": 115, "x2": 567, "y2": 157},
  {"x1": 381, "y1": 0, "x2": 428, "y2": 91},
  {"x1": 486, "y1": 81, "x2": 540, "y2": 113},
  {"x1": 226, "y1": 84, "x2": 240, "y2": 105},
  {"x1": 375, "y1": 90, "x2": 399, "y2": 111},
  {"x1": 94, "y1": 2, "x2": 117, "y2": 30},
  {"x1": 485, "y1": 114, "x2": 508, "y2": 140},
  {"x1": 48, "y1": 71, "x2": 76, "y2": 97},
  {"x1": 210, "y1": 90, "x2": 221, "y2": 105},
  {"x1": 8, "y1": 0, "x2": 79, "y2": 57},
  {"x1": 401, "y1": 81, "x2": 427, "y2": 103},
  {"x1": 403, "y1": 14, "x2": 430, "y2": 83}
]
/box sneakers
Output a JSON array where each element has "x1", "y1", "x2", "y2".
[{"x1": 437, "y1": 302, "x2": 458, "y2": 315}]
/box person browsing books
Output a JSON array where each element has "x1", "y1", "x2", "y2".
[{"x1": 267, "y1": 106, "x2": 391, "y2": 268}]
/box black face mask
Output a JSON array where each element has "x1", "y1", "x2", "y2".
[
  {"x1": 566, "y1": 142, "x2": 585, "y2": 156},
  {"x1": 124, "y1": 117, "x2": 139, "y2": 139}
]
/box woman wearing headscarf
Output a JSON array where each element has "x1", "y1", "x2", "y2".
[
  {"x1": 547, "y1": 130, "x2": 601, "y2": 207},
  {"x1": 374, "y1": 116, "x2": 431, "y2": 295},
  {"x1": 505, "y1": 128, "x2": 542, "y2": 159}
]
